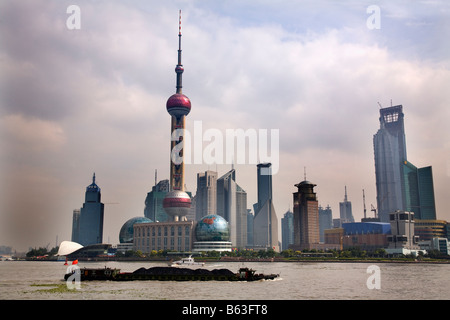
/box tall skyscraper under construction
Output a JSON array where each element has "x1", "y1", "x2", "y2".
[{"x1": 373, "y1": 105, "x2": 436, "y2": 222}]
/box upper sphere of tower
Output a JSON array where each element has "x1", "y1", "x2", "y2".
[{"x1": 166, "y1": 93, "x2": 191, "y2": 117}]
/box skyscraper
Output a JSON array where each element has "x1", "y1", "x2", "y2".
[
  {"x1": 339, "y1": 186, "x2": 354, "y2": 224},
  {"x1": 374, "y1": 105, "x2": 437, "y2": 222},
  {"x1": 162, "y1": 10, "x2": 192, "y2": 222},
  {"x1": 291, "y1": 179, "x2": 319, "y2": 251},
  {"x1": 373, "y1": 105, "x2": 407, "y2": 223},
  {"x1": 318, "y1": 205, "x2": 332, "y2": 243},
  {"x1": 216, "y1": 169, "x2": 248, "y2": 248},
  {"x1": 402, "y1": 162, "x2": 436, "y2": 220},
  {"x1": 281, "y1": 210, "x2": 294, "y2": 251},
  {"x1": 253, "y1": 163, "x2": 279, "y2": 251},
  {"x1": 144, "y1": 179, "x2": 170, "y2": 222},
  {"x1": 195, "y1": 170, "x2": 217, "y2": 221},
  {"x1": 72, "y1": 173, "x2": 104, "y2": 246}
]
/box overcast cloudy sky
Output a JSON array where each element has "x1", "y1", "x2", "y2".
[{"x1": 1, "y1": 0, "x2": 449, "y2": 252}]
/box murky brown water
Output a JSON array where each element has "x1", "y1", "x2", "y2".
[{"x1": 1, "y1": 260, "x2": 449, "y2": 300}]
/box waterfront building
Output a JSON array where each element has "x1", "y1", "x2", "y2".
[
  {"x1": 386, "y1": 210, "x2": 421, "y2": 256},
  {"x1": 72, "y1": 173, "x2": 104, "y2": 246},
  {"x1": 431, "y1": 238, "x2": 450, "y2": 255},
  {"x1": 414, "y1": 219, "x2": 447, "y2": 241},
  {"x1": 291, "y1": 179, "x2": 320, "y2": 251},
  {"x1": 319, "y1": 205, "x2": 333, "y2": 243},
  {"x1": 339, "y1": 187, "x2": 354, "y2": 224},
  {"x1": 192, "y1": 214, "x2": 232, "y2": 252},
  {"x1": 419, "y1": 237, "x2": 450, "y2": 256},
  {"x1": 195, "y1": 170, "x2": 217, "y2": 221},
  {"x1": 252, "y1": 163, "x2": 279, "y2": 251},
  {"x1": 133, "y1": 220, "x2": 194, "y2": 252},
  {"x1": 118, "y1": 216, "x2": 153, "y2": 253},
  {"x1": 281, "y1": 210, "x2": 294, "y2": 251},
  {"x1": 342, "y1": 222, "x2": 390, "y2": 252},
  {"x1": 324, "y1": 228, "x2": 344, "y2": 250},
  {"x1": 216, "y1": 169, "x2": 248, "y2": 248}
]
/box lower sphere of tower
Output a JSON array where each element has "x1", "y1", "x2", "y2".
[{"x1": 163, "y1": 190, "x2": 191, "y2": 218}]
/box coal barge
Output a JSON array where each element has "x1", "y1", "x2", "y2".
[{"x1": 64, "y1": 266, "x2": 279, "y2": 282}]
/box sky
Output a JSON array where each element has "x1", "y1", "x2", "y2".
[{"x1": 1, "y1": 0, "x2": 449, "y2": 252}]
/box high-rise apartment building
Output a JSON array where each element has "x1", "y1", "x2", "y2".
[
  {"x1": 253, "y1": 163, "x2": 279, "y2": 250},
  {"x1": 72, "y1": 173, "x2": 104, "y2": 246}
]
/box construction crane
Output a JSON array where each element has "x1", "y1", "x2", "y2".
[{"x1": 363, "y1": 189, "x2": 367, "y2": 219}]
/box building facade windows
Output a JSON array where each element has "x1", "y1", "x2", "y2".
[{"x1": 133, "y1": 221, "x2": 195, "y2": 253}]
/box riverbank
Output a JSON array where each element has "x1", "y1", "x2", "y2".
[{"x1": 21, "y1": 255, "x2": 450, "y2": 264}]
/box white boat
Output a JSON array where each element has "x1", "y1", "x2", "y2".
[{"x1": 171, "y1": 255, "x2": 204, "y2": 267}]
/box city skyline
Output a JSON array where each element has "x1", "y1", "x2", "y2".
[{"x1": 1, "y1": 1, "x2": 449, "y2": 251}]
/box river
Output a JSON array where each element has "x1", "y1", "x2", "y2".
[{"x1": 1, "y1": 260, "x2": 449, "y2": 301}]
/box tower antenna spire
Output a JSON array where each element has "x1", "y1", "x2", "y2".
[{"x1": 176, "y1": 9, "x2": 183, "y2": 94}]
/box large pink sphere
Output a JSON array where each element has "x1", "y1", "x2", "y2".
[{"x1": 166, "y1": 93, "x2": 191, "y2": 117}]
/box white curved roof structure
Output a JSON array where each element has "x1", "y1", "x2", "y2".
[{"x1": 57, "y1": 241, "x2": 83, "y2": 256}]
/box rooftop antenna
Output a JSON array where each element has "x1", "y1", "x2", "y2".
[
  {"x1": 155, "y1": 169, "x2": 157, "y2": 186},
  {"x1": 304, "y1": 166, "x2": 307, "y2": 181},
  {"x1": 390, "y1": 99, "x2": 393, "y2": 106},
  {"x1": 176, "y1": 9, "x2": 183, "y2": 94}
]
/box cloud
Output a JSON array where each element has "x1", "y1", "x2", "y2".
[{"x1": 1, "y1": 0, "x2": 449, "y2": 251}]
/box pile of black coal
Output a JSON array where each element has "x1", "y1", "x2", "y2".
[{"x1": 132, "y1": 266, "x2": 234, "y2": 276}]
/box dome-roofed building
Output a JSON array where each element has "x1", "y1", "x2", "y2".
[
  {"x1": 119, "y1": 216, "x2": 153, "y2": 244},
  {"x1": 193, "y1": 214, "x2": 232, "y2": 252}
]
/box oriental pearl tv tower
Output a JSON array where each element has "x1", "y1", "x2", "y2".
[{"x1": 162, "y1": 10, "x2": 192, "y2": 222}]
